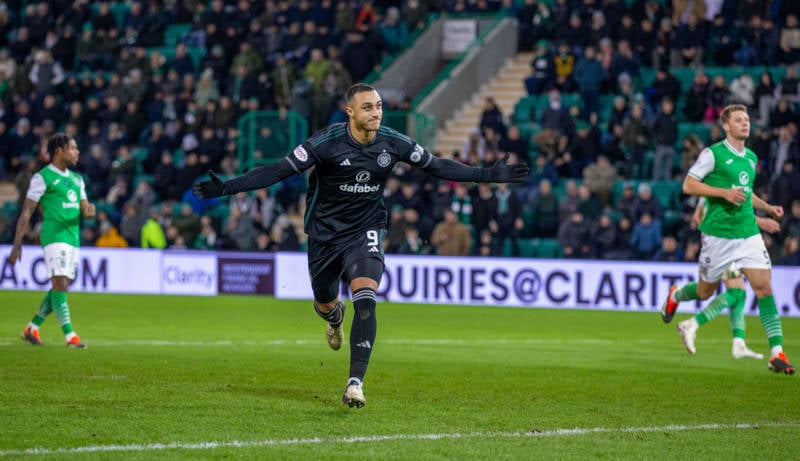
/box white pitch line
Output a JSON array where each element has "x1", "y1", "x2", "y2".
[
  {"x1": 0, "y1": 337, "x2": 734, "y2": 347},
  {"x1": 1, "y1": 422, "x2": 797, "y2": 457}
]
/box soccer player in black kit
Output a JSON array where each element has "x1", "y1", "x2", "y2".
[{"x1": 194, "y1": 83, "x2": 529, "y2": 407}]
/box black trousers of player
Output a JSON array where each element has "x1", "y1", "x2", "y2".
[{"x1": 308, "y1": 231, "x2": 385, "y2": 381}]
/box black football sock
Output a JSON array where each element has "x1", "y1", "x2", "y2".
[
  {"x1": 314, "y1": 301, "x2": 344, "y2": 328},
  {"x1": 349, "y1": 288, "x2": 377, "y2": 381}
]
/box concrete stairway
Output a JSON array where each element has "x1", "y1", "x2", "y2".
[{"x1": 433, "y1": 52, "x2": 533, "y2": 155}]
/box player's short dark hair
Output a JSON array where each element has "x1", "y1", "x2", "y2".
[
  {"x1": 346, "y1": 83, "x2": 376, "y2": 102},
  {"x1": 47, "y1": 133, "x2": 73, "y2": 157}
]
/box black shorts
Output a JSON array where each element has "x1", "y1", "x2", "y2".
[{"x1": 307, "y1": 228, "x2": 387, "y2": 302}]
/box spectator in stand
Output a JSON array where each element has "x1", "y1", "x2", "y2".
[
  {"x1": 709, "y1": 14, "x2": 740, "y2": 66},
  {"x1": 491, "y1": 182, "x2": 523, "y2": 256},
  {"x1": 141, "y1": 206, "x2": 167, "y2": 249},
  {"x1": 634, "y1": 17, "x2": 658, "y2": 68},
  {"x1": 340, "y1": 30, "x2": 379, "y2": 82},
  {"x1": 576, "y1": 183, "x2": 602, "y2": 223},
  {"x1": 588, "y1": 10, "x2": 610, "y2": 47},
  {"x1": 450, "y1": 182, "x2": 474, "y2": 226},
  {"x1": 398, "y1": 225, "x2": 427, "y2": 255},
  {"x1": 653, "y1": 234, "x2": 681, "y2": 261},
  {"x1": 675, "y1": 13, "x2": 705, "y2": 66},
  {"x1": 119, "y1": 201, "x2": 146, "y2": 247},
  {"x1": 524, "y1": 40, "x2": 555, "y2": 96},
  {"x1": 779, "y1": 236, "x2": 800, "y2": 265},
  {"x1": 499, "y1": 125, "x2": 530, "y2": 163},
  {"x1": 610, "y1": 39, "x2": 640, "y2": 87},
  {"x1": 531, "y1": 178, "x2": 559, "y2": 238},
  {"x1": 778, "y1": 200, "x2": 800, "y2": 245},
  {"x1": 779, "y1": 14, "x2": 800, "y2": 64},
  {"x1": 768, "y1": 99, "x2": 797, "y2": 137},
  {"x1": 558, "y1": 178, "x2": 580, "y2": 223},
  {"x1": 621, "y1": 104, "x2": 651, "y2": 178},
  {"x1": 28, "y1": 50, "x2": 65, "y2": 96},
  {"x1": 582, "y1": 155, "x2": 617, "y2": 207},
  {"x1": 646, "y1": 67, "x2": 681, "y2": 112},
  {"x1": 558, "y1": 12, "x2": 587, "y2": 55},
  {"x1": 430, "y1": 208, "x2": 472, "y2": 257},
  {"x1": 401, "y1": 0, "x2": 428, "y2": 33},
  {"x1": 705, "y1": 75, "x2": 730, "y2": 123},
  {"x1": 651, "y1": 97, "x2": 679, "y2": 181},
  {"x1": 538, "y1": 89, "x2": 572, "y2": 137},
  {"x1": 769, "y1": 159, "x2": 800, "y2": 214},
  {"x1": 681, "y1": 235, "x2": 701, "y2": 263},
  {"x1": 572, "y1": 45, "x2": 603, "y2": 120},
  {"x1": 630, "y1": 212, "x2": 661, "y2": 260},
  {"x1": 223, "y1": 206, "x2": 257, "y2": 251},
  {"x1": 753, "y1": 70, "x2": 776, "y2": 126},
  {"x1": 429, "y1": 179, "x2": 453, "y2": 225},
  {"x1": 173, "y1": 202, "x2": 201, "y2": 245},
  {"x1": 653, "y1": 17, "x2": 677, "y2": 68},
  {"x1": 630, "y1": 182, "x2": 663, "y2": 225},
  {"x1": 566, "y1": 121, "x2": 601, "y2": 178},
  {"x1": 589, "y1": 212, "x2": 617, "y2": 259},
  {"x1": 729, "y1": 73, "x2": 756, "y2": 111},
  {"x1": 775, "y1": 67, "x2": 800, "y2": 105},
  {"x1": 379, "y1": 7, "x2": 408, "y2": 54},
  {"x1": 471, "y1": 183, "x2": 496, "y2": 237},
  {"x1": 558, "y1": 211, "x2": 591, "y2": 259},
  {"x1": 9, "y1": 118, "x2": 37, "y2": 176},
  {"x1": 735, "y1": 14, "x2": 765, "y2": 66},
  {"x1": 679, "y1": 134, "x2": 704, "y2": 179},
  {"x1": 95, "y1": 221, "x2": 128, "y2": 248},
  {"x1": 768, "y1": 127, "x2": 800, "y2": 180},
  {"x1": 552, "y1": 41, "x2": 576, "y2": 93},
  {"x1": 479, "y1": 97, "x2": 506, "y2": 139}
]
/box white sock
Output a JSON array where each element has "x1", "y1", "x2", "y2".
[
  {"x1": 770, "y1": 346, "x2": 783, "y2": 357},
  {"x1": 732, "y1": 337, "x2": 746, "y2": 348},
  {"x1": 348, "y1": 377, "x2": 363, "y2": 386},
  {"x1": 65, "y1": 332, "x2": 77, "y2": 341},
  {"x1": 27, "y1": 323, "x2": 39, "y2": 331}
]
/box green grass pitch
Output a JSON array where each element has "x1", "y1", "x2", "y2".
[{"x1": 1, "y1": 290, "x2": 798, "y2": 460}]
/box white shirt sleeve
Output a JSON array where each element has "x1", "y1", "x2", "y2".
[
  {"x1": 687, "y1": 147, "x2": 715, "y2": 181},
  {"x1": 79, "y1": 176, "x2": 87, "y2": 200},
  {"x1": 25, "y1": 172, "x2": 45, "y2": 203}
]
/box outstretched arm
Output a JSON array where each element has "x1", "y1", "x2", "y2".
[
  {"x1": 421, "y1": 154, "x2": 529, "y2": 183},
  {"x1": 193, "y1": 159, "x2": 299, "y2": 199}
]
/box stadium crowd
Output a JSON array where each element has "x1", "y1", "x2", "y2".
[{"x1": 0, "y1": 0, "x2": 799, "y2": 266}]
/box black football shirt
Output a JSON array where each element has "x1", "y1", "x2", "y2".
[{"x1": 285, "y1": 122, "x2": 434, "y2": 244}]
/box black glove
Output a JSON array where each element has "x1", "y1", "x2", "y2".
[
  {"x1": 486, "y1": 154, "x2": 530, "y2": 183},
  {"x1": 192, "y1": 170, "x2": 227, "y2": 199}
]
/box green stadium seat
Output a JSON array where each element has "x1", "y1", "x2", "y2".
[
  {"x1": 514, "y1": 96, "x2": 537, "y2": 124},
  {"x1": 662, "y1": 209, "x2": 683, "y2": 235},
  {"x1": 651, "y1": 181, "x2": 680, "y2": 210},
  {"x1": 165, "y1": 24, "x2": 192, "y2": 47},
  {"x1": 518, "y1": 238, "x2": 538, "y2": 258},
  {"x1": 678, "y1": 122, "x2": 713, "y2": 145},
  {"x1": 536, "y1": 238, "x2": 563, "y2": 258}
]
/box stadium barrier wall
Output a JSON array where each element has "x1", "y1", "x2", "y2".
[
  {"x1": 275, "y1": 253, "x2": 800, "y2": 317},
  {"x1": 1, "y1": 246, "x2": 798, "y2": 317}
]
